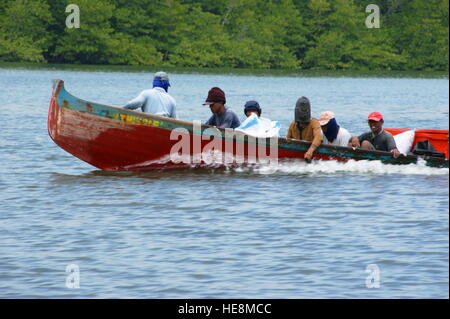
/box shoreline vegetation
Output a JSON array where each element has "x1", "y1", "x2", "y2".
[
  {"x1": 0, "y1": 62, "x2": 448, "y2": 79},
  {"x1": 0, "y1": 0, "x2": 448, "y2": 72}
]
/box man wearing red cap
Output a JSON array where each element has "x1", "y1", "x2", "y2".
[
  {"x1": 203, "y1": 87, "x2": 240, "y2": 129},
  {"x1": 348, "y1": 112, "x2": 401, "y2": 158}
]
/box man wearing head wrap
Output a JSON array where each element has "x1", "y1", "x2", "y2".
[
  {"x1": 286, "y1": 97, "x2": 322, "y2": 160},
  {"x1": 124, "y1": 71, "x2": 176, "y2": 118},
  {"x1": 318, "y1": 111, "x2": 351, "y2": 147}
]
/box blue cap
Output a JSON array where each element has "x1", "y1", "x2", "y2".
[
  {"x1": 153, "y1": 71, "x2": 170, "y2": 87},
  {"x1": 244, "y1": 100, "x2": 261, "y2": 116}
]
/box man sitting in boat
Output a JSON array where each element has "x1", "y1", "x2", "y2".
[
  {"x1": 203, "y1": 87, "x2": 240, "y2": 129},
  {"x1": 123, "y1": 71, "x2": 176, "y2": 118},
  {"x1": 235, "y1": 100, "x2": 281, "y2": 138},
  {"x1": 348, "y1": 112, "x2": 401, "y2": 158},
  {"x1": 318, "y1": 111, "x2": 351, "y2": 147},
  {"x1": 286, "y1": 97, "x2": 323, "y2": 160}
]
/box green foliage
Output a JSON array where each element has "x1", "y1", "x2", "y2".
[
  {"x1": 0, "y1": 0, "x2": 53, "y2": 62},
  {"x1": 391, "y1": 0, "x2": 449, "y2": 71},
  {"x1": 51, "y1": 0, "x2": 115, "y2": 64},
  {"x1": 0, "y1": 0, "x2": 447, "y2": 70}
]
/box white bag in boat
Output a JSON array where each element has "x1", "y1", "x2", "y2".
[
  {"x1": 235, "y1": 113, "x2": 281, "y2": 138},
  {"x1": 393, "y1": 129, "x2": 415, "y2": 155}
]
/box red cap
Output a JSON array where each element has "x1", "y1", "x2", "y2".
[
  {"x1": 203, "y1": 87, "x2": 226, "y2": 105},
  {"x1": 368, "y1": 112, "x2": 383, "y2": 121}
]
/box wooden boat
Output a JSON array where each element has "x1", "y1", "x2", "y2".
[{"x1": 48, "y1": 80, "x2": 448, "y2": 170}]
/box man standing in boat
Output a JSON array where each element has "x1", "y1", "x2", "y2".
[
  {"x1": 348, "y1": 112, "x2": 401, "y2": 158},
  {"x1": 286, "y1": 97, "x2": 323, "y2": 161},
  {"x1": 123, "y1": 71, "x2": 176, "y2": 118},
  {"x1": 203, "y1": 87, "x2": 240, "y2": 129}
]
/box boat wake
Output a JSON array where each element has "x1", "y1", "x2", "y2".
[
  {"x1": 231, "y1": 159, "x2": 449, "y2": 176},
  {"x1": 111, "y1": 153, "x2": 448, "y2": 176}
]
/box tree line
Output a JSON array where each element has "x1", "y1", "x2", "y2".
[{"x1": 0, "y1": 0, "x2": 448, "y2": 71}]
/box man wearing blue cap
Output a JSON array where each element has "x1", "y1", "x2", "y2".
[
  {"x1": 243, "y1": 100, "x2": 262, "y2": 117},
  {"x1": 124, "y1": 71, "x2": 177, "y2": 118},
  {"x1": 236, "y1": 100, "x2": 281, "y2": 138}
]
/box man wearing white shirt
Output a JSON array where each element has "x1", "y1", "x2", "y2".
[
  {"x1": 124, "y1": 71, "x2": 176, "y2": 118},
  {"x1": 318, "y1": 111, "x2": 351, "y2": 147}
]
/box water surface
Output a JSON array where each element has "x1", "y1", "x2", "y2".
[{"x1": 0, "y1": 68, "x2": 448, "y2": 298}]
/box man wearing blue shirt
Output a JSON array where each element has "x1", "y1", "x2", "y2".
[{"x1": 124, "y1": 71, "x2": 176, "y2": 118}]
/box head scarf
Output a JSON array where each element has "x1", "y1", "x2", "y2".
[
  {"x1": 295, "y1": 97, "x2": 311, "y2": 124},
  {"x1": 153, "y1": 78, "x2": 170, "y2": 92},
  {"x1": 323, "y1": 118, "x2": 340, "y2": 142}
]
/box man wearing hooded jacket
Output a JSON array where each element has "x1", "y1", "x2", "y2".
[{"x1": 286, "y1": 97, "x2": 323, "y2": 160}]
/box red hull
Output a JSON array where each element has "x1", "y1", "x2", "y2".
[{"x1": 49, "y1": 103, "x2": 339, "y2": 170}]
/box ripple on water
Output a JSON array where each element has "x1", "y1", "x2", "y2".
[{"x1": 0, "y1": 70, "x2": 448, "y2": 298}]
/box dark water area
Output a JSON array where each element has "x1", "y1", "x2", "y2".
[{"x1": 0, "y1": 67, "x2": 448, "y2": 298}]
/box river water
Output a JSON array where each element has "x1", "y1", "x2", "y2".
[{"x1": 0, "y1": 67, "x2": 448, "y2": 298}]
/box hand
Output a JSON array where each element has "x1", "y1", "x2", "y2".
[
  {"x1": 304, "y1": 147, "x2": 314, "y2": 160},
  {"x1": 391, "y1": 148, "x2": 401, "y2": 158},
  {"x1": 348, "y1": 137, "x2": 360, "y2": 148}
]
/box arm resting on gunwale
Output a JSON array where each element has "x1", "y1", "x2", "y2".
[{"x1": 124, "y1": 92, "x2": 145, "y2": 110}]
